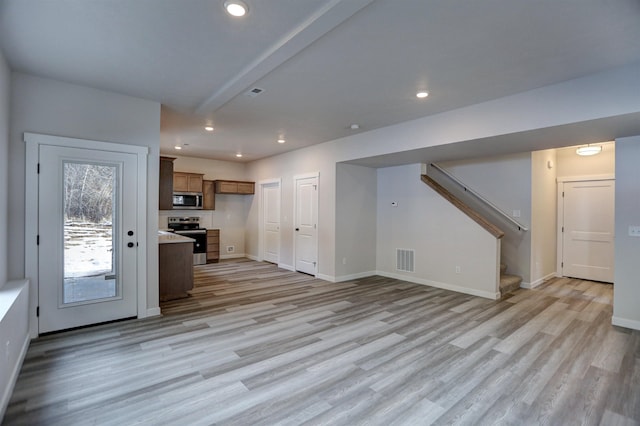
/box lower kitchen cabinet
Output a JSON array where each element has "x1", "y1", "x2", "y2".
[
  {"x1": 159, "y1": 241, "x2": 194, "y2": 301},
  {"x1": 207, "y1": 229, "x2": 220, "y2": 263}
]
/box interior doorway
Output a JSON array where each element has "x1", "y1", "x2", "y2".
[
  {"x1": 559, "y1": 178, "x2": 615, "y2": 283},
  {"x1": 260, "y1": 179, "x2": 281, "y2": 264},
  {"x1": 294, "y1": 173, "x2": 318, "y2": 275}
]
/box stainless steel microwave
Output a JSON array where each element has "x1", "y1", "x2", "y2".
[{"x1": 172, "y1": 192, "x2": 203, "y2": 209}]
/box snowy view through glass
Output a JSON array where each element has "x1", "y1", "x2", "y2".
[{"x1": 63, "y1": 162, "x2": 117, "y2": 304}]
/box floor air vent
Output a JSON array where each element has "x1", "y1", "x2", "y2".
[{"x1": 396, "y1": 249, "x2": 415, "y2": 272}]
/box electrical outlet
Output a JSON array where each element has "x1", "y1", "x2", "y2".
[
  {"x1": 455, "y1": 266, "x2": 461, "y2": 274},
  {"x1": 512, "y1": 210, "x2": 521, "y2": 218},
  {"x1": 629, "y1": 226, "x2": 640, "y2": 237},
  {"x1": 226, "y1": 245, "x2": 235, "y2": 253}
]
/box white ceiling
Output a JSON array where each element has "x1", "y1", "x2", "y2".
[{"x1": 2, "y1": 0, "x2": 640, "y2": 163}]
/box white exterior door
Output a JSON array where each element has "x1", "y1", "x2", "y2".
[
  {"x1": 295, "y1": 175, "x2": 318, "y2": 275},
  {"x1": 262, "y1": 182, "x2": 280, "y2": 264},
  {"x1": 38, "y1": 145, "x2": 139, "y2": 333},
  {"x1": 562, "y1": 179, "x2": 615, "y2": 283}
]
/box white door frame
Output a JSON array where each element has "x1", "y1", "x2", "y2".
[
  {"x1": 24, "y1": 132, "x2": 148, "y2": 338},
  {"x1": 556, "y1": 174, "x2": 615, "y2": 278},
  {"x1": 258, "y1": 178, "x2": 281, "y2": 263},
  {"x1": 293, "y1": 172, "x2": 319, "y2": 277}
]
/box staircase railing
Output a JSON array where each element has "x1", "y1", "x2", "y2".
[{"x1": 429, "y1": 163, "x2": 529, "y2": 232}]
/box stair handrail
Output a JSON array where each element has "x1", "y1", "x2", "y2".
[{"x1": 430, "y1": 163, "x2": 529, "y2": 232}]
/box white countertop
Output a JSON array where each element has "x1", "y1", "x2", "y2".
[{"x1": 158, "y1": 230, "x2": 195, "y2": 245}]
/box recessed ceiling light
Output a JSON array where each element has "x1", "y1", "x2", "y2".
[
  {"x1": 236, "y1": 153, "x2": 243, "y2": 158},
  {"x1": 224, "y1": 1, "x2": 248, "y2": 17},
  {"x1": 204, "y1": 126, "x2": 214, "y2": 132},
  {"x1": 174, "y1": 146, "x2": 182, "y2": 150},
  {"x1": 277, "y1": 138, "x2": 286, "y2": 144},
  {"x1": 416, "y1": 91, "x2": 429, "y2": 99},
  {"x1": 350, "y1": 124, "x2": 360, "y2": 130}
]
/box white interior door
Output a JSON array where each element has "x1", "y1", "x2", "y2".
[
  {"x1": 38, "y1": 145, "x2": 138, "y2": 333},
  {"x1": 295, "y1": 175, "x2": 318, "y2": 275},
  {"x1": 562, "y1": 179, "x2": 615, "y2": 283},
  {"x1": 262, "y1": 182, "x2": 280, "y2": 264}
]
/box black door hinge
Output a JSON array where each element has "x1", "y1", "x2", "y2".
[
  {"x1": 36, "y1": 306, "x2": 39, "y2": 317},
  {"x1": 37, "y1": 163, "x2": 40, "y2": 174},
  {"x1": 37, "y1": 235, "x2": 40, "y2": 245},
  {"x1": 561, "y1": 262, "x2": 564, "y2": 268},
  {"x1": 561, "y1": 227, "x2": 564, "y2": 233}
]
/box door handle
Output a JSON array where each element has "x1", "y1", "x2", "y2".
[
  {"x1": 295, "y1": 228, "x2": 299, "y2": 231},
  {"x1": 127, "y1": 242, "x2": 134, "y2": 248},
  {"x1": 128, "y1": 230, "x2": 134, "y2": 236}
]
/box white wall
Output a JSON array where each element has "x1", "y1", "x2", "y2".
[
  {"x1": 530, "y1": 149, "x2": 557, "y2": 286},
  {"x1": 613, "y1": 135, "x2": 640, "y2": 330},
  {"x1": 9, "y1": 73, "x2": 161, "y2": 330},
  {"x1": 440, "y1": 153, "x2": 532, "y2": 282},
  {"x1": 556, "y1": 141, "x2": 615, "y2": 177},
  {"x1": 0, "y1": 49, "x2": 9, "y2": 288},
  {"x1": 376, "y1": 164, "x2": 499, "y2": 299},
  {"x1": 244, "y1": 63, "x2": 640, "y2": 287},
  {"x1": 159, "y1": 155, "x2": 250, "y2": 257},
  {"x1": 335, "y1": 163, "x2": 377, "y2": 280},
  {"x1": 246, "y1": 142, "x2": 337, "y2": 274}
]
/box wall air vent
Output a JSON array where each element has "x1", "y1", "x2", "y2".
[
  {"x1": 396, "y1": 249, "x2": 415, "y2": 273},
  {"x1": 245, "y1": 87, "x2": 264, "y2": 97}
]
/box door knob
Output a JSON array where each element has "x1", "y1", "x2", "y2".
[
  {"x1": 295, "y1": 228, "x2": 300, "y2": 231},
  {"x1": 128, "y1": 230, "x2": 134, "y2": 236},
  {"x1": 127, "y1": 242, "x2": 134, "y2": 248}
]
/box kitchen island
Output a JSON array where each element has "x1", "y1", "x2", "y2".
[{"x1": 158, "y1": 231, "x2": 194, "y2": 302}]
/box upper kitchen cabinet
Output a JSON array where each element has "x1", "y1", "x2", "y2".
[
  {"x1": 159, "y1": 156, "x2": 175, "y2": 210},
  {"x1": 214, "y1": 180, "x2": 255, "y2": 195},
  {"x1": 203, "y1": 180, "x2": 215, "y2": 210},
  {"x1": 174, "y1": 172, "x2": 203, "y2": 193}
]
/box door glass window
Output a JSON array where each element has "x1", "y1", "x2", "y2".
[{"x1": 63, "y1": 162, "x2": 118, "y2": 304}]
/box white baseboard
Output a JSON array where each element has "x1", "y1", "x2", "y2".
[
  {"x1": 220, "y1": 253, "x2": 246, "y2": 260},
  {"x1": 612, "y1": 316, "x2": 640, "y2": 331},
  {"x1": 334, "y1": 271, "x2": 377, "y2": 283},
  {"x1": 246, "y1": 254, "x2": 259, "y2": 261},
  {"x1": 376, "y1": 271, "x2": 500, "y2": 300},
  {"x1": 278, "y1": 263, "x2": 295, "y2": 272},
  {"x1": 145, "y1": 307, "x2": 162, "y2": 318},
  {"x1": 521, "y1": 272, "x2": 557, "y2": 289},
  {"x1": 316, "y1": 273, "x2": 335, "y2": 282},
  {"x1": 0, "y1": 332, "x2": 29, "y2": 421}
]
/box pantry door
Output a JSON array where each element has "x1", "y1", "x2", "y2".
[
  {"x1": 261, "y1": 180, "x2": 281, "y2": 264},
  {"x1": 294, "y1": 174, "x2": 318, "y2": 275},
  {"x1": 38, "y1": 145, "x2": 139, "y2": 333}
]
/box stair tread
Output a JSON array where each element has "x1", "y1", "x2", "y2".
[{"x1": 500, "y1": 273, "x2": 522, "y2": 294}]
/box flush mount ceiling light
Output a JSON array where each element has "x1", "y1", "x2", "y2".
[
  {"x1": 204, "y1": 126, "x2": 214, "y2": 132},
  {"x1": 174, "y1": 145, "x2": 182, "y2": 150},
  {"x1": 576, "y1": 144, "x2": 602, "y2": 156},
  {"x1": 224, "y1": 1, "x2": 248, "y2": 17},
  {"x1": 277, "y1": 138, "x2": 286, "y2": 144},
  {"x1": 350, "y1": 124, "x2": 360, "y2": 130},
  {"x1": 416, "y1": 91, "x2": 429, "y2": 99},
  {"x1": 236, "y1": 153, "x2": 243, "y2": 158}
]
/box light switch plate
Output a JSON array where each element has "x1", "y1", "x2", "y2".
[{"x1": 629, "y1": 226, "x2": 640, "y2": 237}]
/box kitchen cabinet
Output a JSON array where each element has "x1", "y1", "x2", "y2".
[
  {"x1": 207, "y1": 229, "x2": 220, "y2": 263},
  {"x1": 159, "y1": 238, "x2": 194, "y2": 301},
  {"x1": 214, "y1": 180, "x2": 255, "y2": 194},
  {"x1": 174, "y1": 172, "x2": 204, "y2": 193},
  {"x1": 159, "y1": 156, "x2": 175, "y2": 210},
  {"x1": 202, "y1": 180, "x2": 215, "y2": 210}
]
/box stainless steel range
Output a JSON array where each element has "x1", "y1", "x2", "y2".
[{"x1": 167, "y1": 217, "x2": 207, "y2": 265}]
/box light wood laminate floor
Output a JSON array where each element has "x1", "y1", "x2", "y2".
[{"x1": 5, "y1": 259, "x2": 639, "y2": 425}]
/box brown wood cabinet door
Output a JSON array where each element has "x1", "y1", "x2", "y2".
[
  {"x1": 173, "y1": 172, "x2": 189, "y2": 192},
  {"x1": 188, "y1": 175, "x2": 203, "y2": 192},
  {"x1": 216, "y1": 181, "x2": 238, "y2": 193},
  {"x1": 206, "y1": 229, "x2": 220, "y2": 263},
  {"x1": 203, "y1": 180, "x2": 215, "y2": 210},
  {"x1": 159, "y1": 157, "x2": 174, "y2": 210},
  {"x1": 237, "y1": 182, "x2": 255, "y2": 194}
]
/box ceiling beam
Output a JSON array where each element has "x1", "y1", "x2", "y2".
[{"x1": 195, "y1": 0, "x2": 377, "y2": 115}]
